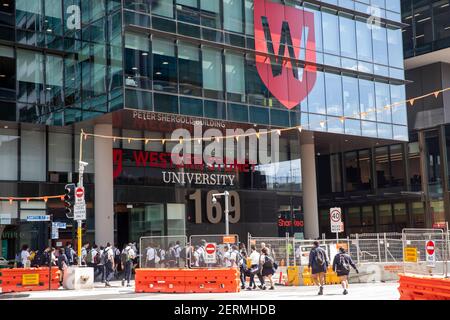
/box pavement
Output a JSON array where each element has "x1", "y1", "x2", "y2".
[{"x1": 0, "y1": 281, "x2": 400, "y2": 300}]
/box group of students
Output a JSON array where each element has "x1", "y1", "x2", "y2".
[
  {"x1": 144, "y1": 241, "x2": 186, "y2": 268},
  {"x1": 240, "y1": 243, "x2": 278, "y2": 291}
]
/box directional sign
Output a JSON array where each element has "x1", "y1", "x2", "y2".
[
  {"x1": 26, "y1": 215, "x2": 51, "y2": 222},
  {"x1": 205, "y1": 243, "x2": 217, "y2": 264},
  {"x1": 75, "y1": 187, "x2": 85, "y2": 204},
  {"x1": 73, "y1": 203, "x2": 86, "y2": 221},
  {"x1": 426, "y1": 240, "x2": 436, "y2": 267},
  {"x1": 330, "y1": 208, "x2": 343, "y2": 233},
  {"x1": 54, "y1": 222, "x2": 67, "y2": 229},
  {"x1": 51, "y1": 224, "x2": 59, "y2": 240},
  {"x1": 0, "y1": 214, "x2": 11, "y2": 225}
]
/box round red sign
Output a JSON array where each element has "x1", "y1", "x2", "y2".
[
  {"x1": 205, "y1": 243, "x2": 216, "y2": 255},
  {"x1": 76, "y1": 187, "x2": 84, "y2": 199},
  {"x1": 426, "y1": 240, "x2": 435, "y2": 256}
]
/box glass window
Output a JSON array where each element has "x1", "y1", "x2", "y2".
[
  {"x1": 387, "y1": 28, "x2": 403, "y2": 69},
  {"x1": 356, "y1": 20, "x2": 373, "y2": 62},
  {"x1": 154, "y1": 93, "x2": 178, "y2": 114},
  {"x1": 204, "y1": 100, "x2": 226, "y2": 119},
  {"x1": 245, "y1": 0, "x2": 254, "y2": 35},
  {"x1": 21, "y1": 129, "x2": 46, "y2": 181},
  {"x1": 250, "y1": 106, "x2": 269, "y2": 125},
  {"x1": 122, "y1": 129, "x2": 143, "y2": 151},
  {"x1": 414, "y1": 5, "x2": 432, "y2": 48},
  {"x1": 307, "y1": 71, "x2": 326, "y2": 114},
  {"x1": 347, "y1": 207, "x2": 361, "y2": 227},
  {"x1": 125, "y1": 32, "x2": 151, "y2": 90},
  {"x1": 201, "y1": 0, "x2": 221, "y2": 29},
  {"x1": 0, "y1": 45, "x2": 15, "y2": 101},
  {"x1": 359, "y1": 79, "x2": 376, "y2": 121},
  {"x1": 345, "y1": 119, "x2": 361, "y2": 136},
  {"x1": 0, "y1": 128, "x2": 18, "y2": 180},
  {"x1": 339, "y1": 16, "x2": 356, "y2": 59},
  {"x1": 178, "y1": 42, "x2": 202, "y2": 96},
  {"x1": 17, "y1": 50, "x2": 44, "y2": 104},
  {"x1": 125, "y1": 89, "x2": 152, "y2": 110},
  {"x1": 202, "y1": 47, "x2": 223, "y2": 98},
  {"x1": 48, "y1": 132, "x2": 72, "y2": 172},
  {"x1": 372, "y1": 26, "x2": 388, "y2": 65},
  {"x1": 152, "y1": 38, "x2": 177, "y2": 93},
  {"x1": 433, "y1": 1, "x2": 450, "y2": 41},
  {"x1": 408, "y1": 141, "x2": 421, "y2": 191},
  {"x1": 425, "y1": 131, "x2": 442, "y2": 194},
  {"x1": 390, "y1": 144, "x2": 405, "y2": 187},
  {"x1": 342, "y1": 76, "x2": 359, "y2": 118},
  {"x1": 0, "y1": 0, "x2": 14, "y2": 27},
  {"x1": 245, "y1": 54, "x2": 268, "y2": 106},
  {"x1": 325, "y1": 73, "x2": 343, "y2": 116},
  {"x1": 362, "y1": 121, "x2": 377, "y2": 137},
  {"x1": 375, "y1": 82, "x2": 391, "y2": 123},
  {"x1": 378, "y1": 204, "x2": 393, "y2": 231},
  {"x1": 223, "y1": 0, "x2": 243, "y2": 33},
  {"x1": 362, "y1": 206, "x2": 374, "y2": 228},
  {"x1": 152, "y1": 0, "x2": 174, "y2": 18},
  {"x1": 322, "y1": 12, "x2": 340, "y2": 55},
  {"x1": 391, "y1": 85, "x2": 407, "y2": 125},
  {"x1": 180, "y1": 97, "x2": 203, "y2": 116},
  {"x1": 228, "y1": 103, "x2": 248, "y2": 122},
  {"x1": 375, "y1": 146, "x2": 390, "y2": 188},
  {"x1": 431, "y1": 200, "x2": 445, "y2": 227},
  {"x1": 225, "y1": 52, "x2": 245, "y2": 102},
  {"x1": 45, "y1": 55, "x2": 63, "y2": 107},
  {"x1": 412, "y1": 202, "x2": 425, "y2": 228}
]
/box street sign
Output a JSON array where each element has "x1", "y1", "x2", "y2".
[
  {"x1": 26, "y1": 215, "x2": 51, "y2": 222},
  {"x1": 223, "y1": 236, "x2": 236, "y2": 244},
  {"x1": 426, "y1": 240, "x2": 436, "y2": 267},
  {"x1": 205, "y1": 243, "x2": 217, "y2": 264},
  {"x1": 0, "y1": 214, "x2": 11, "y2": 225},
  {"x1": 75, "y1": 187, "x2": 85, "y2": 204},
  {"x1": 51, "y1": 223, "x2": 59, "y2": 240},
  {"x1": 54, "y1": 222, "x2": 67, "y2": 229},
  {"x1": 22, "y1": 274, "x2": 40, "y2": 286},
  {"x1": 330, "y1": 208, "x2": 342, "y2": 233},
  {"x1": 73, "y1": 203, "x2": 86, "y2": 221},
  {"x1": 404, "y1": 247, "x2": 418, "y2": 263}
]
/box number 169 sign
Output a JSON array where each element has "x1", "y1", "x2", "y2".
[{"x1": 330, "y1": 208, "x2": 344, "y2": 233}]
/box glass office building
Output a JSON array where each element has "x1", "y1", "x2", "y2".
[{"x1": 0, "y1": 0, "x2": 407, "y2": 257}]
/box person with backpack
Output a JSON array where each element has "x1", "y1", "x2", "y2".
[
  {"x1": 308, "y1": 241, "x2": 329, "y2": 296},
  {"x1": 103, "y1": 243, "x2": 115, "y2": 287},
  {"x1": 238, "y1": 251, "x2": 249, "y2": 289},
  {"x1": 57, "y1": 248, "x2": 69, "y2": 287},
  {"x1": 174, "y1": 241, "x2": 182, "y2": 267},
  {"x1": 260, "y1": 247, "x2": 275, "y2": 290},
  {"x1": 146, "y1": 243, "x2": 157, "y2": 268},
  {"x1": 65, "y1": 242, "x2": 76, "y2": 266},
  {"x1": 333, "y1": 247, "x2": 359, "y2": 295},
  {"x1": 113, "y1": 245, "x2": 122, "y2": 278},
  {"x1": 165, "y1": 243, "x2": 177, "y2": 268},
  {"x1": 247, "y1": 245, "x2": 264, "y2": 290},
  {"x1": 121, "y1": 243, "x2": 136, "y2": 287},
  {"x1": 81, "y1": 243, "x2": 90, "y2": 266}
]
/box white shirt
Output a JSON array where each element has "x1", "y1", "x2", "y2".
[
  {"x1": 224, "y1": 251, "x2": 231, "y2": 267},
  {"x1": 91, "y1": 249, "x2": 98, "y2": 261},
  {"x1": 249, "y1": 251, "x2": 260, "y2": 265},
  {"x1": 147, "y1": 247, "x2": 156, "y2": 260},
  {"x1": 123, "y1": 246, "x2": 136, "y2": 260},
  {"x1": 105, "y1": 247, "x2": 114, "y2": 261},
  {"x1": 21, "y1": 250, "x2": 30, "y2": 266}
]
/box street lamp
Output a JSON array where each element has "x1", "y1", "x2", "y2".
[{"x1": 212, "y1": 191, "x2": 230, "y2": 235}]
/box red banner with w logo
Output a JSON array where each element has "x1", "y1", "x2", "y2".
[{"x1": 254, "y1": 0, "x2": 317, "y2": 110}]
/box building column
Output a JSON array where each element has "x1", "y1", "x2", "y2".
[
  {"x1": 94, "y1": 124, "x2": 114, "y2": 245},
  {"x1": 300, "y1": 131, "x2": 320, "y2": 239}
]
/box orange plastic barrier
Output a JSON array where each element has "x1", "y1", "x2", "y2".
[
  {"x1": 398, "y1": 274, "x2": 450, "y2": 300},
  {"x1": 135, "y1": 268, "x2": 240, "y2": 294},
  {"x1": 0, "y1": 267, "x2": 60, "y2": 293}
]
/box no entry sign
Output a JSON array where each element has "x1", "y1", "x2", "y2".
[
  {"x1": 426, "y1": 240, "x2": 436, "y2": 267},
  {"x1": 204, "y1": 243, "x2": 217, "y2": 264},
  {"x1": 75, "y1": 186, "x2": 85, "y2": 205}
]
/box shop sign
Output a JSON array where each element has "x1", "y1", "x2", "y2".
[
  {"x1": 223, "y1": 236, "x2": 237, "y2": 244},
  {"x1": 404, "y1": 247, "x2": 418, "y2": 263},
  {"x1": 22, "y1": 274, "x2": 40, "y2": 286},
  {"x1": 0, "y1": 214, "x2": 11, "y2": 225}
]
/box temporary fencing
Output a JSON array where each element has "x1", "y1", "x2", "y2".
[
  {"x1": 189, "y1": 234, "x2": 240, "y2": 269},
  {"x1": 139, "y1": 235, "x2": 188, "y2": 269},
  {"x1": 0, "y1": 267, "x2": 60, "y2": 293}
]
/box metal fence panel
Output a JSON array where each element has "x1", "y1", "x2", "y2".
[
  {"x1": 248, "y1": 235, "x2": 289, "y2": 267},
  {"x1": 139, "y1": 235, "x2": 188, "y2": 269},
  {"x1": 402, "y1": 229, "x2": 448, "y2": 277},
  {"x1": 189, "y1": 234, "x2": 240, "y2": 269}
]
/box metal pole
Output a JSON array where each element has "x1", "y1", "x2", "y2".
[
  {"x1": 77, "y1": 132, "x2": 85, "y2": 267},
  {"x1": 49, "y1": 214, "x2": 53, "y2": 291},
  {"x1": 224, "y1": 191, "x2": 229, "y2": 236},
  {"x1": 384, "y1": 233, "x2": 388, "y2": 263},
  {"x1": 377, "y1": 233, "x2": 382, "y2": 263},
  {"x1": 356, "y1": 234, "x2": 360, "y2": 265}
]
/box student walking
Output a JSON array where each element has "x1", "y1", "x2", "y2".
[
  {"x1": 247, "y1": 245, "x2": 264, "y2": 290},
  {"x1": 260, "y1": 247, "x2": 275, "y2": 290},
  {"x1": 121, "y1": 243, "x2": 136, "y2": 287},
  {"x1": 333, "y1": 247, "x2": 359, "y2": 295},
  {"x1": 308, "y1": 241, "x2": 329, "y2": 296},
  {"x1": 238, "y1": 251, "x2": 248, "y2": 290},
  {"x1": 103, "y1": 243, "x2": 115, "y2": 287},
  {"x1": 57, "y1": 248, "x2": 69, "y2": 287}
]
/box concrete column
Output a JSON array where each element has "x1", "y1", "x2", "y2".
[
  {"x1": 94, "y1": 124, "x2": 114, "y2": 245},
  {"x1": 300, "y1": 131, "x2": 320, "y2": 239}
]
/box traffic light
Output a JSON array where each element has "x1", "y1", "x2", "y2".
[{"x1": 64, "y1": 183, "x2": 76, "y2": 218}]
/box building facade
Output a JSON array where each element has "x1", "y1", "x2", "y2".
[{"x1": 0, "y1": 0, "x2": 407, "y2": 258}]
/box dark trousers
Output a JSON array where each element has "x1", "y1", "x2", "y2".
[
  {"x1": 249, "y1": 265, "x2": 264, "y2": 287},
  {"x1": 240, "y1": 268, "x2": 246, "y2": 287},
  {"x1": 105, "y1": 261, "x2": 113, "y2": 283},
  {"x1": 123, "y1": 261, "x2": 133, "y2": 284}
]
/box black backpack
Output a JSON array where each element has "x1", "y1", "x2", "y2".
[
  {"x1": 180, "y1": 246, "x2": 187, "y2": 260},
  {"x1": 315, "y1": 248, "x2": 326, "y2": 266},
  {"x1": 337, "y1": 254, "x2": 350, "y2": 272},
  {"x1": 263, "y1": 255, "x2": 274, "y2": 269}
]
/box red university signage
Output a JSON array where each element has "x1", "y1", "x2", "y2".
[{"x1": 254, "y1": 0, "x2": 317, "y2": 110}]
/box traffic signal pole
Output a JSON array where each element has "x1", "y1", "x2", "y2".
[{"x1": 77, "y1": 134, "x2": 85, "y2": 267}]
